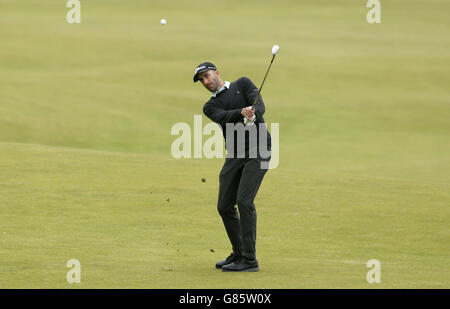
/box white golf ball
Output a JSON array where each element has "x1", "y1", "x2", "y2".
[{"x1": 160, "y1": 19, "x2": 167, "y2": 25}]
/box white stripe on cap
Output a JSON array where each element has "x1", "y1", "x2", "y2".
[{"x1": 195, "y1": 66, "x2": 206, "y2": 74}]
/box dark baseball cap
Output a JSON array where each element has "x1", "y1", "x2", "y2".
[{"x1": 193, "y1": 62, "x2": 217, "y2": 82}]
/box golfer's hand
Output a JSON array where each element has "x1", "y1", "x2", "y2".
[{"x1": 241, "y1": 106, "x2": 255, "y2": 120}]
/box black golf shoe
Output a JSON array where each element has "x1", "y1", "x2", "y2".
[
  {"x1": 215, "y1": 253, "x2": 240, "y2": 269},
  {"x1": 222, "y1": 257, "x2": 259, "y2": 272}
]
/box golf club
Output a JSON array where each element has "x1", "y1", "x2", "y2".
[{"x1": 244, "y1": 44, "x2": 280, "y2": 126}]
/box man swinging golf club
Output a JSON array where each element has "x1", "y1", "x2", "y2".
[{"x1": 193, "y1": 45, "x2": 279, "y2": 272}]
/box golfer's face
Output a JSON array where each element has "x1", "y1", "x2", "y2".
[{"x1": 198, "y1": 70, "x2": 220, "y2": 92}]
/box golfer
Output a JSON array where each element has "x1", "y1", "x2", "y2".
[{"x1": 193, "y1": 62, "x2": 271, "y2": 272}]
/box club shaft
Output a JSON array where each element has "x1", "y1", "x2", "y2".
[{"x1": 252, "y1": 54, "x2": 276, "y2": 107}]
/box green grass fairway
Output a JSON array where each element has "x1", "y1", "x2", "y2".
[{"x1": 1, "y1": 0, "x2": 449, "y2": 288}]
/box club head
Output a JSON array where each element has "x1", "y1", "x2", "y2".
[{"x1": 272, "y1": 45, "x2": 280, "y2": 55}]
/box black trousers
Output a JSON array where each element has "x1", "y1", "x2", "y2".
[{"x1": 217, "y1": 157, "x2": 269, "y2": 260}]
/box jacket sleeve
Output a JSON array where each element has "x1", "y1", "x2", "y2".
[
  {"x1": 203, "y1": 102, "x2": 243, "y2": 126},
  {"x1": 240, "y1": 77, "x2": 266, "y2": 120}
]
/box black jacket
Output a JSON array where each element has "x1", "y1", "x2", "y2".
[{"x1": 203, "y1": 77, "x2": 272, "y2": 159}]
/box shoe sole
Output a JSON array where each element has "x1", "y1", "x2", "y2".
[
  {"x1": 222, "y1": 267, "x2": 259, "y2": 272},
  {"x1": 216, "y1": 263, "x2": 233, "y2": 269}
]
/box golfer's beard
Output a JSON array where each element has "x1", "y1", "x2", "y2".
[
  {"x1": 208, "y1": 84, "x2": 218, "y2": 92},
  {"x1": 208, "y1": 79, "x2": 221, "y2": 92}
]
